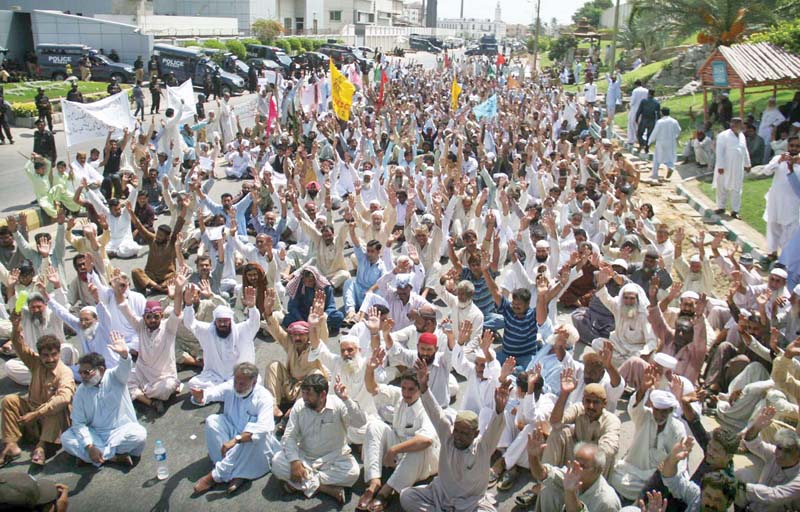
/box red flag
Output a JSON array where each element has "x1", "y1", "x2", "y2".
[
  {"x1": 377, "y1": 68, "x2": 388, "y2": 108},
  {"x1": 444, "y1": 53, "x2": 450, "y2": 69},
  {"x1": 267, "y1": 94, "x2": 278, "y2": 132},
  {"x1": 496, "y1": 53, "x2": 505, "y2": 66}
]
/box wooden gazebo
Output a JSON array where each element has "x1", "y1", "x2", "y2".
[{"x1": 697, "y1": 42, "x2": 800, "y2": 120}]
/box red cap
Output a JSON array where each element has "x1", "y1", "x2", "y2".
[{"x1": 418, "y1": 332, "x2": 438, "y2": 346}]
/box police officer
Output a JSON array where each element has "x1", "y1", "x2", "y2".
[
  {"x1": 66, "y1": 82, "x2": 84, "y2": 103},
  {"x1": 107, "y1": 77, "x2": 121, "y2": 95},
  {"x1": 34, "y1": 87, "x2": 53, "y2": 132},
  {"x1": 33, "y1": 118, "x2": 56, "y2": 164},
  {"x1": 149, "y1": 78, "x2": 161, "y2": 114},
  {"x1": 133, "y1": 55, "x2": 144, "y2": 83}
]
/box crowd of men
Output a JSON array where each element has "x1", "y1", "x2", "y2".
[{"x1": 1, "y1": 48, "x2": 800, "y2": 512}]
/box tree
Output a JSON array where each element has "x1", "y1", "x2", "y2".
[
  {"x1": 225, "y1": 40, "x2": 247, "y2": 60},
  {"x1": 548, "y1": 35, "x2": 578, "y2": 63},
  {"x1": 749, "y1": 19, "x2": 800, "y2": 54},
  {"x1": 631, "y1": 0, "x2": 778, "y2": 46},
  {"x1": 251, "y1": 19, "x2": 284, "y2": 43},
  {"x1": 572, "y1": 0, "x2": 613, "y2": 27},
  {"x1": 620, "y1": 9, "x2": 670, "y2": 60}
]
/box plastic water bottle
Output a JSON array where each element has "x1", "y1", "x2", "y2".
[{"x1": 154, "y1": 440, "x2": 169, "y2": 480}]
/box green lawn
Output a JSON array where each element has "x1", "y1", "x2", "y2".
[
  {"x1": 613, "y1": 86, "x2": 796, "y2": 145},
  {"x1": 697, "y1": 177, "x2": 771, "y2": 235},
  {"x1": 564, "y1": 56, "x2": 676, "y2": 95},
  {"x1": 4, "y1": 80, "x2": 110, "y2": 105}
]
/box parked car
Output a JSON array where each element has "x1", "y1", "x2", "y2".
[
  {"x1": 36, "y1": 44, "x2": 136, "y2": 82},
  {"x1": 152, "y1": 44, "x2": 244, "y2": 94},
  {"x1": 318, "y1": 43, "x2": 371, "y2": 72},
  {"x1": 245, "y1": 44, "x2": 293, "y2": 73},
  {"x1": 409, "y1": 37, "x2": 442, "y2": 54},
  {"x1": 291, "y1": 51, "x2": 328, "y2": 72},
  {"x1": 246, "y1": 58, "x2": 284, "y2": 83}
]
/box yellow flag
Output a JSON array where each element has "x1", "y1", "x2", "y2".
[
  {"x1": 451, "y1": 77, "x2": 462, "y2": 111},
  {"x1": 330, "y1": 58, "x2": 355, "y2": 121}
]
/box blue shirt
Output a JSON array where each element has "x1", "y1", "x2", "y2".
[
  {"x1": 203, "y1": 193, "x2": 252, "y2": 241},
  {"x1": 498, "y1": 296, "x2": 545, "y2": 356},
  {"x1": 354, "y1": 245, "x2": 387, "y2": 290},
  {"x1": 460, "y1": 268, "x2": 497, "y2": 318}
]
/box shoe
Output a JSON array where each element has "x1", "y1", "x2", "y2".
[
  {"x1": 497, "y1": 469, "x2": 518, "y2": 491},
  {"x1": 666, "y1": 168, "x2": 674, "y2": 179},
  {"x1": 488, "y1": 469, "x2": 501, "y2": 488},
  {"x1": 8, "y1": 139, "x2": 13, "y2": 145},
  {"x1": 713, "y1": 208, "x2": 725, "y2": 215},
  {"x1": 226, "y1": 478, "x2": 245, "y2": 495},
  {"x1": 193, "y1": 473, "x2": 216, "y2": 494},
  {"x1": 730, "y1": 212, "x2": 741, "y2": 220},
  {"x1": 152, "y1": 399, "x2": 165, "y2": 416},
  {"x1": 515, "y1": 490, "x2": 537, "y2": 507}
]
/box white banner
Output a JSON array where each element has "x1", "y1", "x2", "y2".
[
  {"x1": 233, "y1": 98, "x2": 257, "y2": 119},
  {"x1": 61, "y1": 91, "x2": 136, "y2": 148},
  {"x1": 166, "y1": 79, "x2": 196, "y2": 123}
]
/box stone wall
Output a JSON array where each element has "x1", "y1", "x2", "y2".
[{"x1": 649, "y1": 44, "x2": 711, "y2": 90}]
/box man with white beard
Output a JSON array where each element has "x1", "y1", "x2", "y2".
[
  {"x1": 38, "y1": 269, "x2": 116, "y2": 381},
  {"x1": 759, "y1": 96, "x2": 786, "y2": 162},
  {"x1": 762, "y1": 136, "x2": 800, "y2": 261},
  {"x1": 307, "y1": 298, "x2": 377, "y2": 445},
  {"x1": 713, "y1": 117, "x2": 752, "y2": 219},
  {"x1": 3, "y1": 276, "x2": 79, "y2": 386},
  {"x1": 593, "y1": 266, "x2": 658, "y2": 374}
]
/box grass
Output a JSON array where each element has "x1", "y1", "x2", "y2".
[
  {"x1": 696, "y1": 177, "x2": 771, "y2": 235},
  {"x1": 4, "y1": 80, "x2": 111, "y2": 105},
  {"x1": 563, "y1": 56, "x2": 676, "y2": 95},
  {"x1": 613, "y1": 86, "x2": 797, "y2": 144}
]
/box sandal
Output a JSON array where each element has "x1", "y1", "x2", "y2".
[
  {"x1": 31, "y1": 448, "x2": 46, "y2": 466},
  {"x1": 497, "y1": 469, "x2": 517, "y2": 491},
  {"x1": 368, "y1": 498, "x2": 388, "y2": 512},
  {"x1": 0, "y1": 451, "x2": 21, "y2": 467},
  {"x1": 515, "y1": 489, "x2": 537, "y2": 507},
  {"x1": 488, "y1": 469, "x2": 501, "y2": 488},
  {"x1": 356, "y1": 488, "x2": 375, "y2": 511}
]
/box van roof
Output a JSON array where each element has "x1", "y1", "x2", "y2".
[
  {"x1": 153, "y1": 44, "x2": 204, "y2": 57},
  {"x1": 38, "y1": 43, "x2": 89, "y2": 52}
]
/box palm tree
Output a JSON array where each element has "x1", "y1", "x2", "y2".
[{"x1": 630, "y1": 0, "x2": 778, "y2": 46}]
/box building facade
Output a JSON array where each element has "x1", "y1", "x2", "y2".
[{"x1": 437, "y1": 2, "x2": 505, "y2": 40}]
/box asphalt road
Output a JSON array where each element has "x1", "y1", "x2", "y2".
[{"x1": 0, "y1": 49, "x2": 714, "y2": 512}]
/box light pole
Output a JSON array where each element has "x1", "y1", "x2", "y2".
[
  {"x1": 609, "y1": 0, "x2": 621, "y2": 71},
  {"x1": 531, "y1": 0, "x2": 540, "y2": 74}
]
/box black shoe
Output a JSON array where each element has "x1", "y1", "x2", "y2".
[
  {"x1": 730, "y1": 211, "x2": 741, "y2": 220},
  {"x1": 515, "y1": 490, "x2": 537, "y2": 507},
  {"x1": 714, "y1": 208, "x2": 725, "y2": 215},
  {"x1": 497, "y1": 469, "x2": 518, "y2": 491},
  {"x1": 152, "y1": 399, "x2": 165, "y2": 416}
]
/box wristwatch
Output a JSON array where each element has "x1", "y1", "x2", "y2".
[{"x1": 235, "y1": 434, "x2": 243, "y2": 443}]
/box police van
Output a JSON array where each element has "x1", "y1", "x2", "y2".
[
  {"x1": 36, "y1": 44, "x2": 136, "y2": 82},
  {"x1": 153, "y1": 44, "x2": 245, "y2": 94}
]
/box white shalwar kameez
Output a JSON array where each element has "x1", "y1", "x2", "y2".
[
  {"x1": 86, "y1": 185, "x2": 142, "y2": 259},
  {"x1": 200, "y1": 380, "x2": 281, "y2": 483},
  {"x1": 714, "y1": 128, "x2": 751, "y2": 213},
  {"x1": 610, "y1": 397, "x2": 687, "y2": 500},
  {"x1": 219, "y1": 99, "x2": 237, "y2": 146},
  {"x1": 648, "y1": 116, "x2": 681, "y2": 179},
  {"x1": 121, "y1": 303, "x2": 181, "y2": 401},
  {"x1": 762, "y1": 156, "x2": 800, "y2": 253},
  {"x1": 61, "y1": 356, "x2": 147, "y2": 466},
  {"x1": 183, "y1": 305, "x2": 260, "y2": 390},
  {"x1": 596, "y1": 284, "x2": 658, "y2": 367},
  {"x1": 627, "y1": 86, "x2": 649, "y2": 145},
  {"x1": 451, "y1": 343, "x2": 501, "y2": 432}
]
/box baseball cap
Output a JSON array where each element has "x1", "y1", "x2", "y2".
[{"x1": 0, "y1": 473, "x2": 58, "y2": 509}]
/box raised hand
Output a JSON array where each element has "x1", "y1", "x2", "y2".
[
  {"x1": 476, "y1": 326, "x2": 492, "y2": 350},
  {"x1": 669, "y1": 436, "x2": 694, "y2": 462},
  {"x1": 526, "y1": 425, "x2": 547, "y2": 460},
  {"x1": 108, "y1": 330, "x2": 129, "y2": 358},
  {"x1": 263, "y1": 288, "x2": 276, "y2": 313},
  {"x1": 752, "y1": 405, "x2": 776, "y2": 431},
  {"x1": 600, "y1": 340, "x2": 614, "y2": 368},
  {"x1": 414, "y1": 357, "x2": 430, "y2": 392},
  {"x1": 500, "y1": 356, "x2": 516, "y2": 380},
  {"x1": 369, "y1": 347, "x2": 386, "y2": 369},
  {"x1": 642, "y1": 364, "x2": 658, "y2": 390},
  {"x1": 560, "y1": 367, "x2": 577, "y2": 395},
  {"x1": 494, "y1": 378, "x2": 511, "y2": 414},
  {"x1": 333, "y1": 375, "x2": 349, "y2": 401},
  {"x1": 669, "y1": 375, "x2": 684, "y2": 401},
  {"x1": 563, "y1": 460, "x2": 584, "y2": 493},
  {"x1": 365, "y1": 306, "x2": 381, "y2": 334},
  {"x1": 638, "y1": 491, "x2": 668, "y2": 512},
  {"x1": 242, "y1": 286, "x2": 256, "y2": 308},
  {"x1": 46, "y1": 266, "x2": 60, "y2": 288},
  {"x1": 37, "y1": 237, "x2": 52, "y2": 257}
]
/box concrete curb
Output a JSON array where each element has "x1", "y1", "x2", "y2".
[
  {"x1": 0, "y1": 207, "x2": 49, "y2": 231},
  {"x1": 674, "y1": 184, "x2": 767, "y2": 261}
]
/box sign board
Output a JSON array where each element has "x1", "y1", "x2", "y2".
[{"x1": 712, "y1": 61, "x2": 728, "y2": 87}]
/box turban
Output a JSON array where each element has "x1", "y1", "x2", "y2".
[
  {"x1": 653, "y1": 352, "x2": 678, "y2": 371},
  {"x1": 144, "y1": 301, "x2": 163, "y2": 314},
  {"x1": 771, "y1": 268, "x2": 788, "y2": 279},
  {"x1": 584, "y1": 383, "x2": 607, "y2": 400},
  {"x1": 339, "y1": 335, "x2": 359, "y2": 346},
  {"x1": 650, "y1": 389, "x2": 679, "y2": 410},
  {"x1": 535, "y1": 240, "x2": 551, "y2": 249},
  {"x1": 455, "y1": 410, "x2": 479, "y2": 429},
  {"x1": 80, "y1": 305, "x2": 97, "y2": 317},
  {"x1": 393, "y1": 273, "x2": 413, "y2": 289},
  {"x1": 418, "y1": 332, "x2": 438, "y2": 347},
  {"x1": 287, "y1": 321, "x2": 310, "y2": 335},
  {"x1": 212, "y1": 305, "x2": 234, "y2": 321},
  {"x1": 680, "y1": 291, "x2": 699, "y2": 300}
]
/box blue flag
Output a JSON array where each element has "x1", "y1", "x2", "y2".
[{"x1": 472, "y1": 94, "x2": 498, "y2": 121}]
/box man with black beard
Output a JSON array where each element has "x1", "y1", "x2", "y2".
[
  {"x1": 184, "y1": 288, "x2": 260, "y2": 393},
  {"x1": 628, "y1": 247, "x2": 672, "y2": 292},
  {"x1": 129, "y1": 217, "x2": 185, "y2": 295}
]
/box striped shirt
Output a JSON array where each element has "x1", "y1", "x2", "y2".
[
  {"x1": 460, "y1": 268, "x2": 497, "y2": 318},
  {"x1": 498, "y1": 297, "x2": 541, "y2": 356}
]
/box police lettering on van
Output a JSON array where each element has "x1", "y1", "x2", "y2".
[
  {"x1": 160, "y1": 58, "x2": 186, "y2": 70},
  {"x1": 47, "y1": 56, "x2": 72, "y2": 65}
]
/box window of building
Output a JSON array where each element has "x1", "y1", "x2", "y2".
[
  {"x1": 296, "y1": 17, "x2": 304, "y2": 31},
  {"x1": 329, "y1": 10, "x2": 341, "y2": 21}
]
